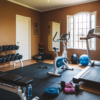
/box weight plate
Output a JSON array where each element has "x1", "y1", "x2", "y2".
[{"x1": 45, "y1": 87, "x2": 59, "y2": 96}]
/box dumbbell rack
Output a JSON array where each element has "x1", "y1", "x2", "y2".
[
  {"x1": 0, "y1": 45, "x2": 23, "y2": 68},
  {"x1": 38, "y1": 43, "x2": 45, "y2": 59}
]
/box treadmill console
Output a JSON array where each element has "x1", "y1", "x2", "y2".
[
  {"x1": 88, "y1": 26, "x2": 100, "y2": 37},
  {"x1": 95, "y1": 26, "x2": 100, "y2": 35},
  {"x1": 88, "y1": 29, "x2": 95, "y2": 36}
]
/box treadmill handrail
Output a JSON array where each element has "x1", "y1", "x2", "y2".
[{"x1": 80, "y1": 35, "x2": 100, "y2": 40}]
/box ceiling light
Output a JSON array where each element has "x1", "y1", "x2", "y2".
[{"x1": 48, "y1": 0, "x2": 49, "y2": 2}]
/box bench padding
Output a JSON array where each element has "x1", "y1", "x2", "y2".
[
  {"x1": 0, "y1": 74, "x2": 22, "y2": 83},
  {"x1": 0, "y1": 72, "x2": 33, "y2": 87},
  {"x1": 15, "y1": 78, "x2": 33, "y2": 86}
]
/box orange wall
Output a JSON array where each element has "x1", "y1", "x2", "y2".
[
  {"x1": 41, "y1": 1, "x2": 100, "y2": 60},
  {"x1": 0, "y1": 0, "x2": 41, "y2": 59}
]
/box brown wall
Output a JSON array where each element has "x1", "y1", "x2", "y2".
[
  {"x1": 0, "y1": 0, "x2": 41, "y2": 60},
  {"x1": 0, "y1": 0, "x2": 100, "y2": 64},
  {"x1": 41, "y1": 1, "x2": 100, "y2": 60}
]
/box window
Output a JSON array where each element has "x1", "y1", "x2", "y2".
[{"x1": 67, "y1": 11, "x2": 96, "y2": 50}]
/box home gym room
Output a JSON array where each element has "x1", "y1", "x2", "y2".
[{"x1": 0, "y1": 0, "x2": 100, "y2": 100}]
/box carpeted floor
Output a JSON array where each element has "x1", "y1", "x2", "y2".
[{"x1": 0, "y1": 63, "x2": 100, "y2": 100}]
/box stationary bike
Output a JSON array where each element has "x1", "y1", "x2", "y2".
[{"x1": 47, "y1": 32, "x2": 74, "y2": 76}]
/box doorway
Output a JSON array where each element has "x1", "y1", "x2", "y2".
[{"x1": 16, "y1": 15, "x2": 31, "y2": 61}]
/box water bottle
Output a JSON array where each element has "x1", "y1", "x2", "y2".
[{"x1": 28, "y1": 84, "x2": 32, "y2": 97}]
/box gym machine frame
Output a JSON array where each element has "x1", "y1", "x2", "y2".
[
  {"x1": 48, "y1": 32, "x2": 73, "y2": 77},
  {"x1": 73, "y1": 26, "x2": 100, "y2": 84}
]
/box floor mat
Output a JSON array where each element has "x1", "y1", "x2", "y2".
[{"x1": 0, "y1": 63, "x2": 100, "y2": 100}]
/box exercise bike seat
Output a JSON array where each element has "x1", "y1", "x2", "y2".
[{"x1": 53, "y1": 47, "x2": 59, "y2": 51}]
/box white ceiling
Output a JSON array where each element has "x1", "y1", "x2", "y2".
[{"x1": 7, "y1": 0, "x2": 98, "y2": 12}]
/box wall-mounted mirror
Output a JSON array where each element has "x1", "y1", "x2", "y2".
[{"x1": 48, "y1": 21, "x2": 60, "y2": 51}]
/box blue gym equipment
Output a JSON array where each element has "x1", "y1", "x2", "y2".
[
  {"x1": 79, "y1": 54, "x2": 89, "y2": 66},
  {"x1": 45, "y1": 87, "x2": 59, "y2": 96}
]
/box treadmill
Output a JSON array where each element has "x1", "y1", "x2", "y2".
[{"x1": 73, "y1": 26, "x2": 100, "y2": 84}]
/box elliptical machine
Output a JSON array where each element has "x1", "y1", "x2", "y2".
[{"x1": 47, "y1": 32, "x2": 74, "y2": 76}]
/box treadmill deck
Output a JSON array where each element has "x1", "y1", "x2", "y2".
[{"x1": 80, "y1": 66, "x2": 100, "y2": 84}]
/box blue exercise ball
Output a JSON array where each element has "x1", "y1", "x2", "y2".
[{"x1": 79, "y1": 54, "x2": 89, "y2": 66}]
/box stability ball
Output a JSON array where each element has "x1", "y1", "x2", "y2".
[{"x1": 79, "y1": 54, "x2": 89, "y2": 66}]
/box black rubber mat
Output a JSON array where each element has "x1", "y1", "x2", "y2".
[{"x1": 0, "y1": 63, "x2": 100, "y2": 100}]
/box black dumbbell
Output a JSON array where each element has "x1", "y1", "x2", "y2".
[
  {"x1": 58, "y1": 81, "x2": 83, "y2": 93},
  {"x1": 7, "y1": 54, "x2": 11, "y2": 57},
  {"x1": 14, "y1": 54, "x2": 19, "y2": 60},
  {"x1": 2, "y1": 46, "x2": 5, "y2": 51},
  {"x1": 18, "y1": 55, "x2": 23, "y2": 59},
  {"x1": 15, "y1": 45, "x2": 19, "y2": 50},
  {"x1": 0, "y1": 46, "x2": 3, "y2": 51},
  {"x1": 10, "y1": 53, "x2": 15, "y2": 61},
  {"x1": 0, "y1": 55, "x2": 4, "y2": 58},
  {"x1": 0, "y1": 58, "x2": 2, "y2": 63},
  {"x1": 7, "y1": 45, "x2": 13, "y2": 50},
  {"x1": 0, "y1": 55, "x2": 7, "y2": 63},
  {"x1": 6, "y1": 56, "x2": 11, "y2": 62},
  {"x1": 6, "y1": 54, "x2": 12, "y2": 62},
  {"x1": 10, "y1": 56, "x2": 14, "y2": 61},
  {"x1": 11, "y1": 53, "x2": 15, "y2": 56},
  {"x1": 2, "y1": 45, "x2": 8, "y2": 51},
  {"x1": 12, "y1": 45, "x2": 16, "y2": 50},
  {"x1": 3, "y1": 57, "x2": 7, "y2": 62}
]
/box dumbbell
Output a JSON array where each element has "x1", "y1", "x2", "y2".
[
  {"x1": 39, "y1": 43, "x2": 44, "y2": 45},
  {"x1": 6, "y1": 56, "x2": 11, "y2": 62},
  {"x1": 10, "y1": 53, "x2": 15, "y2": 61},
  {"x1": 39, "y1": 47, "x2": 44, "y2": 50},
  {"x1": 18, "y1": 55, "x2": 23, "y2": 59},
  {"x1": 39, "y1": 52, "x2": 44, "y2": 55},
  {"x1": 7, "y1": 45, "x2": 13, "y2": 50},
  {"x1": 0, "y1": 58, "x2": 2, "y2": 63},
  {"x1": 6, "y1": 54, "x2": 12, "y2": 62},
  {"x1": 0, "y1": 46, "x2": 3, "y2": 51},
  {"x1": 7, "y1": 54, "x2": 15, "y2": 61},
  {"x1": 7, "y1": 54, "x2": 11, "y2": 57},
  {"x1": 15, "y1": 45, "x2": 19, "y2": 50},
  {"x1": 0, "y1": 55, "x2": 4, "y2": 58},
  {"x1": 15, "y1": 53, "x2": 23, "y2": 60},
  {"x1": 2, "y1": 45, "x2": 8, "y2": 51},
  {"x1": 12, "y1": 53, "x2": 15, "y2": 56},
  {"x1": 0, "y1": 55, "x2": 7, "y2": 63},
  {"x1": 12, "y1": 45, "x2": 16, "y2": 50},
  {"x1": 14, "y1": 53, "x2": 19, "y2": 60},
  {"x1": 58, "y1": 81, "x2": 83, "y2": 93}
]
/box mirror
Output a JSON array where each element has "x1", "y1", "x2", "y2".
[{"x1": 48, "y1": 21, "x2": 60, "y2": 51}]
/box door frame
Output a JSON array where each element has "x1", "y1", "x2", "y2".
[{"x1": 16, "y1": 15, "x2": 31, "y2": 60}]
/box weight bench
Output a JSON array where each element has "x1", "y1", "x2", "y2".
[{"x1": 0, "y1": 71, "x2": 33, "y2": 100}]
